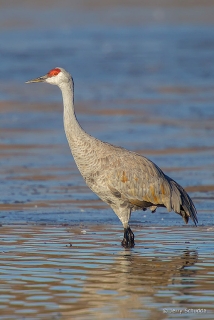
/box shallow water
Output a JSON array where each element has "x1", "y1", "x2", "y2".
[
  {"x1": 0, "y1": 225, "x2": 214, "y2": 320},
  {"x1": 0, "y1": 1, "x2": 214, "y2": 319}
]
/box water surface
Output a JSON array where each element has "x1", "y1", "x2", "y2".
[
  {"x1": 0, "y1": 1, "x2": 214, "y2": 319},
  {"x1": 0, "y1": 225, "x2": 214, "y2": 320}
]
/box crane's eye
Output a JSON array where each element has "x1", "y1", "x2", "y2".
[{"x1": 48, "y1": 68, "x2": 61, "y2": 77}]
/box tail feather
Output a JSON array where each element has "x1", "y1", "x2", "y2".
[{"x1": 168, "y1": 178, "x2": 198, "y2": 226}]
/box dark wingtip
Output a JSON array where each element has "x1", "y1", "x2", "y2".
[
  {"x1": 170, "y1": 178, "x2": 198, "y2": 227},
  {"x1": 182, "y1": 195, "x2": 198, "y2": 227}
]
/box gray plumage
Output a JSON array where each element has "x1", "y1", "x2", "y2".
[{"x1": 26, "y1": 67, "x2": 198, "y2": 247}]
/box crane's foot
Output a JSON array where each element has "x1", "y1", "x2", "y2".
[{"x1": 121, "y1": 226, "x2": 135, "y2": 248}]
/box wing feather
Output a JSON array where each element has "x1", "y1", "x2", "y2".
[{"x1": 104, "y1": 147, "x2": 197, "y2": 225}]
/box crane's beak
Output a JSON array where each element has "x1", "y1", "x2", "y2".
[{"x1": 25, "y1": 74, "x2": 48, "y2": 84}]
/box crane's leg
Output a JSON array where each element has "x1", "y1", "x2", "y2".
[
  {"x1": 122, "y1": 225, "x2": 135, "y2": 248},
  {"x1": 113, "y1": 206, "x2": 135, "y2": 248}
]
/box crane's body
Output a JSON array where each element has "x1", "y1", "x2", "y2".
[{"x1": 26, "y1": 67, "x2": 198, "y2": 247}]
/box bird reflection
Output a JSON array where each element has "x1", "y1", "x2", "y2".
[
  {"x1": 110, "y1": 249, "x2": 198, "y2": 289},
  {"x1": 61, "y1": 250, "x2": 199, "y2": 319}
]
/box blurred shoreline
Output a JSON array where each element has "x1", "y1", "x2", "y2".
[{"x1": 1, "y1": 0, "x2": 214, "y2": 29}]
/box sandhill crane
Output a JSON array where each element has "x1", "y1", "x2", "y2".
[{"x1": 26, "y1": 67, "x2": 198, "y2": 248}]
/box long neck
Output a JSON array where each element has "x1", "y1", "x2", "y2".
[
  {"x1": 59, "y1": 79, "x2": 98, "y2": 176},
  {"x1": 59, "y1": 77, "x2": 108, "y2": 180},
  {"x1": 59, "y1": 79, "x2": 84, "y2": 141}
]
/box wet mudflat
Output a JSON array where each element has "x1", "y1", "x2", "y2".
[{"x1": 1, "y1": 1, "x2": 214, "y2": 319}]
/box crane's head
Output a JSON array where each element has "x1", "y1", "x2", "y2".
[{"x1": 26, "y1": 67, "x2": 72, "y2": 86}]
